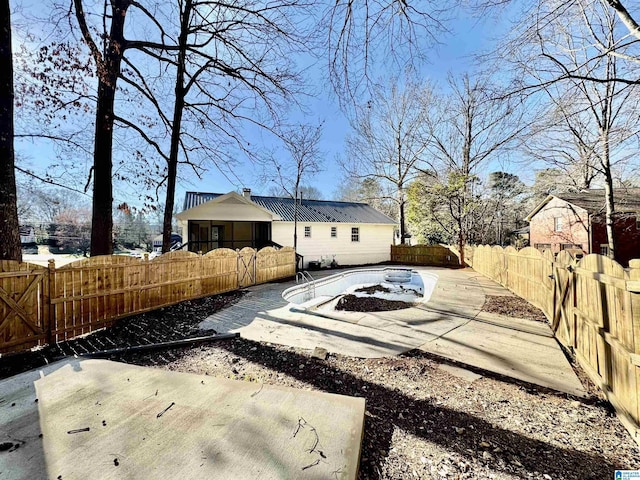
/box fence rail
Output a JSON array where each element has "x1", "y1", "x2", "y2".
[
  {"x1": 464, "y1": 244, "x2": 640, "y2": 445},
  {"x1": 0, "y1": 246, "x2": 295, "y2": 355}
]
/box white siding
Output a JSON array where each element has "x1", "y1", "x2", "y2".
[{"x1": 272, "y1": 222, "x2": 394, "y2": 268}]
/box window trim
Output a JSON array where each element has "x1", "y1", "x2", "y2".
[{"x1": 351, "y1": 227, "x2": 360, "y2": 242}]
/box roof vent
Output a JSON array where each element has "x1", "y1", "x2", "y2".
[{"x1": 242, "y1": 188, "x2": 251, "y2": 199}]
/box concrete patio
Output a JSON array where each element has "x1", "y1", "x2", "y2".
[
  {"x1": 0, "y1": 358, "x2": 364, "y2": 480},
  {"x1": 200, "y1": 266, "x2": 585, "y2": 397}
]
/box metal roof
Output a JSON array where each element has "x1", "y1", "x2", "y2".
[{"x1": 182, "y1": 192, "x2": 397, "y2": 224}]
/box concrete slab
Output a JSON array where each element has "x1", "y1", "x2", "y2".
[
  {"x1": 418, "y1": 318, "x2": 585, "y2": 397},
  {"x1": 0, "y1": 358, "x2": 364, "y2": 480}
]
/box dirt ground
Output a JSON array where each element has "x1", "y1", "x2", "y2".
[
  {"x1": 1, "y1": 291, "x2": 639, "y2": 479},
  {"x1": 336, "y1": 294, "x2": 415, "y2": 312},
  {"x1": 481, "y1": 295, "x2": 548, "y2": 322}
]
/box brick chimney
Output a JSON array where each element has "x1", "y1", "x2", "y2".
[{"x1": 242, "y1": 188, "x2": 251, "y2": 199}]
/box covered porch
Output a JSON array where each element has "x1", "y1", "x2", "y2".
[{"x1": 186, "y1": 220, "x2": 272, "y2": 253}]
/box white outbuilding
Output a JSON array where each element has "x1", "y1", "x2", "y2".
[{"x1": 175, "y1": 189, "x2": 396, "y2": 268}]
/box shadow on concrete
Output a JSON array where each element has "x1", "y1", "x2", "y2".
[
  {"x1": 0, "y1": 359, "x2": 80, "y2": 479},
  {"x1": 122, "y1": 339, "x2": 621, "y2": 480}
]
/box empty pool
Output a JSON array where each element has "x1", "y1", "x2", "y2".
[{"x1": 282, "y1": 267, "x2": 438, "y2": 309}]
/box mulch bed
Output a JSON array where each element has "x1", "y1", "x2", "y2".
[
  {"x1": 481, "y1": 295, "x2": 548, "y2": 322},
  {"x1": 335, "y1": 294, "x2": 415, "y2": 312},
  {"x1": 355, "y1": 285, "x2": 392, "y2": 294}
]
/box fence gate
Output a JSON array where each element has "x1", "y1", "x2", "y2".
[
  {"x1": 0, "y1": 263, "x2": 49, "y2": 353},
  {"x1": 237, "y1": 248, "x2": 257, "y2": 287}
]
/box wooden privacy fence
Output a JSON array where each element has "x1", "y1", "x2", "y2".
[
  {"x1": 467, "y1": 244, "x2": 640, "y2": 445},
  {"x1": 391, "y1": 244, "x2": 460, "y2": 267},
  {"x1": 0, "y1": 246, "x2": 295, "y2": 355}
]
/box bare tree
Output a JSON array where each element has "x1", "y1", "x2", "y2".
[
  {"x1": 325, "y1": 1, "x2": 450, "y2": 104},
  {"x1": 525, "y1": 97, "x2": 600, "y2": 191},
  {"x1": 507, "y1": 0, "x2": 640, "y2": 258},
  {"x1": 158, "y1": 0, "x2": 307, "y2": 252},
  {"x1": 341, "y1": 77, "x2": 432, "y2": 243},
  {"x1": 0, "y1": 0, "x2": 21, "y2": 261},
  {"x1": 265, "y1": 123, "x2": 323, "y2": 251},
  {"x1": 268, "y1": 184, "x2": 324, "y2": 200},
  {"x1": 424, "y1": 74, "x2": 526, "y2": 265}
]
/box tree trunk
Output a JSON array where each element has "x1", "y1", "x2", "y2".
[
  {"x1": 162, "y1": 0, "x2": 191, "y2": 254},
  {"x1": 86, "y1": 0, "x2": 130, "y2": 256},
  {"x1": 458, "y1": 222, "x2": 465, "y2": 267},
  {"x1": 399, "y1": 197, "x2": 406, "y2": 244},
  {"x1": 602, "y1": 130, "x2": 616, "y2": 259},
  {"x1": 0, "y1": 0, "x2": 22, "y2": 262}
]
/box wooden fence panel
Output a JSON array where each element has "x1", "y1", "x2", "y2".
[
  {"x1": 465, "y1": 244, "x2": 640, "y2": 444},
  {"x1": 0, "y1": 261, "x2": 49, "y2": 353},
  {"x1": 149, "y1": 252, "x2": 202, "y2": 310},
  {"x1": 390, "y1": 245, "x2": 460, "y2": 266},
  {"x1": 202, "y1": 249, "x2": 238, "y2": 295},
  {"x1": 51, "y1": 256, "x2": 147, "y2": 341},
  {"x1": 256, "y1": 246, "x2": 296, "y2": 284},
  {"x1": 1, "y1": 247, "x2": 296, "y2": 354},
  {"x1": 629, "y1": 260, "x2": 640, "y2": 429}
]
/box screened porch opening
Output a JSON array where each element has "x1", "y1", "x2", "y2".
[{"x1": 187, "y1": 220, "x2": 272, "y2": 253}]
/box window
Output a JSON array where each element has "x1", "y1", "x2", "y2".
[
  {"x1": 554, "y1": 217, "x2": 563, "y2": 232},
  {"x1": 304, "y1": 226, "x2": 311, "y2": 238},
  {"x1": 331, "y1": 226, "x2": 337, "y2": 238},
  {"x1": 351, "y1": 227, "x2": 359, "y2": 242},
  {"x1": 534, "y1": 243, "x2": 551, "y2": 251},
  {"x1": 560, "y1": 243, "x2": 581, "y2": 250},
  {"x1": 600, "y1": 244, "x2": 610, "y2": 256}
]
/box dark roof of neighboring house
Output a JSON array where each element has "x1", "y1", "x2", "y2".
[
  {"x1": 527, "y1": 188, "x2": 640, "y2": 220},
  {"x1": 182, "y1": 192, "x2": 397, "y2": 224},
  {"x1": 555, "y1": 189, "x2": 640, "y2": 214}
]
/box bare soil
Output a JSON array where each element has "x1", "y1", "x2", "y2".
[
  {"x1": 481, "y1": 295, "x2": 548, "y2": 322},
  {"x1": 335, "y1": 294, "x2": 415, "y2": 312},
  {"x1": 1, "y1": 290, "x2": 638, "y2": 479},
  {"x1": 355, "y1": 285, "x2": 392, "y2": 294}
]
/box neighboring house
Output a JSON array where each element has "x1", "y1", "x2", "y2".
[
  {"x1": 19, "y1": 225, "x2": 36, "y2": 244},
  {"x1": 176, "y1": 189, "x2": 397, "y2": 268},
  {"x1": 526, "y1": 189, "x2": 640, "y2": 266}
]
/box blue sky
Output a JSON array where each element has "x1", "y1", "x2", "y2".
[
  {"x1": 180, "y1": 7, "x2": 519, "y2": 203},
  {"x1": 13, "y1": 1, "x2": 523, "y2": 212}
]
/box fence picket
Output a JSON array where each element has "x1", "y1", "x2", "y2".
[{"x1": 0, "y1": 247, "x2": 295, "y2": 355}]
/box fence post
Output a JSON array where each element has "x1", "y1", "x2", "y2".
[
  {"x1": 253, "y1": 249, "x2": 257, "y2": 286},
  {"x1": 627, "y1": 259, "x2": 640, "y2": 442},
  {"x1": 47, "y1": 259, "x2": 55, "y2": 345},
  {"x1": 143, "y1": 253, "x2": 149, "y2": 310}
]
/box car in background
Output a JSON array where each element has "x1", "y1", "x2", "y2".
[{"x1": 21, "y1": 242, "x2": 38, "y2": 255}]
